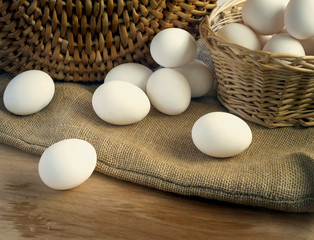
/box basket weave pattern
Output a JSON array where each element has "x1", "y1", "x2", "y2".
[
  {"x1": 200, "y1": 0, "x2": 314, "y2": 128},
  {"x1": 0, "y1": 0, "x2": 216, "y2": 82}
]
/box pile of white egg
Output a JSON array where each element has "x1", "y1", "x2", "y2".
[
  {"x1": 93, "y1": 27, "x2": 252, "y2": 159},
  {"x1": 216, "y1": 0, "x2": 314, "y2": 56},
  {"x1": 93, "y1": 27, "x2": 215, "y2": 124},
  {"x1": 2, "y1": 27, "x2": 253, "y2": 190}
]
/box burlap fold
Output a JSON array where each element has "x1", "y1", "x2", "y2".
[{"x1": 0, "y1": 43, "x2": 313, "y2": 213}]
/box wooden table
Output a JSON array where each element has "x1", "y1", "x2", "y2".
[{"x1": 0, "y1": 143, "x2": 313, "y2": 240}]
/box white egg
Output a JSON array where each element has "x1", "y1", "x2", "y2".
[
  {"x1": 192, "y1": 112, "x2": 252, "y2": 158},
  {"x1": 242, "y1": 0, "x2": 287, "y2": 35},
  {"x1": 263, "y1": 33, "x2": 305, "y2": 56},
  {"x1": 38, "y1": 139, "x2": 97, "y2": 190},
  {"x1": 146, "y1": 68, "x2": 191, "y2": 115},
  {"x1": 299, "y1": 37, "x2": 314, "y2": 56},
  {"x1": 150, "y1": 28, "x2": 197, "y2": 68},
  {"x1": 92, "y1": 81, "x2": 150, "y2": 125},
  {"x1": 216, "y1": 23, "x2": 261, "y2": 50},
  {"x1": 175, "y1": 59, "x2": 215, "y2": 98},
  {"x1": 3, "y1": 70, "x2": 55, "y2": 115},
  {"x1": 104, "y1": 63, "x2": 153, "y2": 92},
  {"x1": 284, "y1": 0, "x2": 314, "y2": 40}
]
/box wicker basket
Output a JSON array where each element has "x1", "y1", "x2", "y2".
[
  {"x1": 200, "y1": 0, "x2": 314, "y2": 128},
  {"x1": 0, "y1": 0, "x2": 216, "y2": 82}
]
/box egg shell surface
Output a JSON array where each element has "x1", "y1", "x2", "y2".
[
  {"x1": 217, "y1": 23, "x2": 261, "y2": 50},
  {"x1": 175, "y1": 59, "x2": 214, "y2": 98},
  {"x1": 150, "y1": 28, "x2": 197, "y2": 68},
  {"x1": 263, "y1": 33, "x2": 305, "y2": 56},
  {"x1": 3, "y1": 70, "x2": 55, "y2": 115},
  {"x1": 284, "y1": 0, "x2": 314, "y2": 40},
  {"x1": 92, "y1": 81, "x2": 150, "y2": 125},
  {"x1": 104, "y1": 63, "x2": 153, "y2": 92},
  {"x1": 146, "y1": 68, "x2": 191, "y2": 115},
  {"x1": 192, "y1": 112, "x2": 252, "y2": 158},
  {"x1": 38, "y1": 139, "x2": 97, "y2": 190},
  {"x1": 242, "y1": 0, "x2": 287, "y2": 35}
]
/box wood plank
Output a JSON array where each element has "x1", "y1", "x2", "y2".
[{"x1": 0, "y1": 143, "x2": 313, "y2": 240}]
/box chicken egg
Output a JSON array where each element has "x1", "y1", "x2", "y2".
[
  {"x1": 92, "y1": 81, "x2": 150, "y2": 125},
  {"x1": 284, "y1": 0, "x2": 314, "y2": 40},
  {"x1": 3, "y1": 70, "x2": 55, "y2": 115},
  {"x1": 263, "y1": 33, "x2": 305, "y2": 56},
  {"x1": 146, "y1": 68, "x2": 191, "y2": 115},
  {"x1": 192, "y1": 112, "x2": 252, "y2": 158},
  {"x1": 38, "y1": 139, "x2": 97, "y2": 190},
  {"x1": 242, "y1": 0, "x2": 288, "y2": 35},
  {"x1": 175, "y1": 59, "x2": 215, "y2": 98},
  {"x1": 216, "y1": 23, "x2": 261, "y2": 50},
  {"x1": 104, "y1": 63, "x2": 153, "y2": 92},
  {"x1": 150, "y1": 28, "x2": 197, "y2": 68}
]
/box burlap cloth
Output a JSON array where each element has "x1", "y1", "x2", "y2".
[{"x1": 0, "y1": 41, "x2": 313, "y2": 213}]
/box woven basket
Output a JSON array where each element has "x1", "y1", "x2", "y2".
[
  {"x1": 200, "y1": 0, "x2": 314, "y2": 128},
  {"x1": 0, "y1": 0, "x2": 216, "y2": 83}
]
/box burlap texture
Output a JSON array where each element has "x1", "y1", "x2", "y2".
[{"x1": 0, "y1": 42, "x2": 313, "y2": 213}]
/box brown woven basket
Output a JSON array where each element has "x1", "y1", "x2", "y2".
[
  {"x1": 0, "y1": 0, "x2": 216, "y2": 82},
  {"x1": 200, "y1": 0, "x2": 314, "y2": 128}
]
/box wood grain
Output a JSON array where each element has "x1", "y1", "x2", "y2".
[{"x1": 0, "y1": 143, "x2": 314, "y2": 240}]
